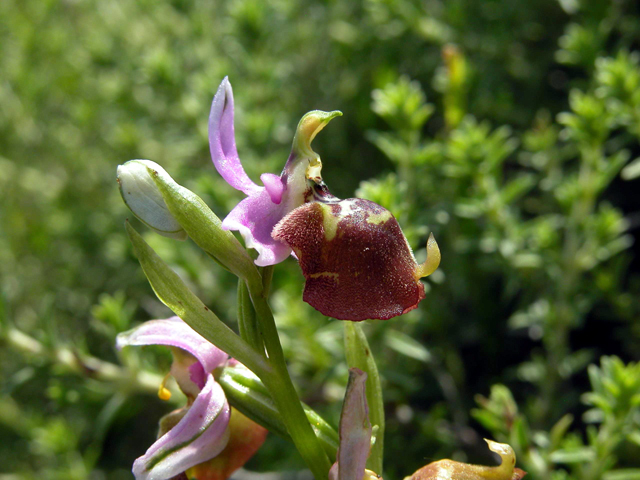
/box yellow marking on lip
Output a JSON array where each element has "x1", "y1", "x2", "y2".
[
  {"x1": 308, "y1": 271, "x2": 339, "y2": 281},
  {"x1": 365, "y1": 210, "x2": 392, "y2": 225},
  {"x1": 319, "y1": 203, "x2": 339, "y2": 241}
]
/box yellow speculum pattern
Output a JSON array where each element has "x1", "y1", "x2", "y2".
[
  {"x1": 365, "y1": 210, "x2": 392, "y2": 225},
  {"x1": 320, "y1": 203, "x2": 340, "y2": 241},
  {"x1": 308, "y1": 271, "x2": 340, "y2": 281}
]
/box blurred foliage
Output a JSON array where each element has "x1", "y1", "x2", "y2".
[{"x1": 1, "y1": 0, "x2": 640, "y2": 478}]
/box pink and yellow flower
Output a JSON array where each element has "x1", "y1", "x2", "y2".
[
  {"x1": 117, "y1": 317, "x2": 267, "y2": 480},
  {"x1": 210, "y1": 79, "x2": 440, "y2": 321}
]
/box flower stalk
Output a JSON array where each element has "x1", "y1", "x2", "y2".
[
  {"x1": 244, "y1": 272, "x2": 334, "y2": 479},
  {"x1": 125, "y1": 221, "x2": 332, "y2": 479}
]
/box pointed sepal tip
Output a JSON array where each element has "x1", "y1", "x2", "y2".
[{"x1": 415, "y1": 233, "x2": 441, "y2": 279}]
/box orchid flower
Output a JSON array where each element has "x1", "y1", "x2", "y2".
[
  {"x1": 209, "y1": 77, "x2": 341, "y2": 267},
  {"x1": 210, "y1": 78, "x2": 441, "y2": 320},
  {"x1": 116, "y1": 317, "x2": 267, "y2": 480}
]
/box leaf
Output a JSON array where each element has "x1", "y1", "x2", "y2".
[
  {"x1": 603, "y1": 470, "x2": 640, "y2": 480},
  {"x1": 621, "y1": 157, "x2": 640, "y2": 180},
  {"x1": 471, "y1": 409, "x2": 504, "y2": 435},
  {"x1": 125, "y1": 221, "x2": 269, "y2": 378},
  {"x1": 500, "y1": 174, "x2": 536, "y2": 204},
  {"x1": 384, "y1": 329, "x2": 431, "y2": 363},
  {"x1": 550, "y1": 447, "x2": 595, "y2": 463},
  {"x1": 550, "y1": 414, "x2": 573, "y2": 449}
]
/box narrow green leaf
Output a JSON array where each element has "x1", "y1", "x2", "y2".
[
  {"x1": 125, "y1": 221, "x2": 270, "y2": 378},
  {"x1": 603, "y1": 469, "x2": 640, "y2": 480},
  {"x1": 500, "y1": 174, "x2": 536, "y2": 204},
  {"x1": 344, "y1": 322, "x2": 384, "y2": 475},
  {"x1": 621, "y1": 156, "x2": 640, "y2": 180},
  {"x1": 511, "y1": 416, "x2": 530, "y2": 452},
  {"x1": 550, "y1": 414, "x2": 573, "y2": 449},
  {"x1": 384, "y1": 329, "x2": 431, "y2": 363},
  {"x1": 550, "y1": 447, "x2": 595, "y2": 463},
  {"x1": 627, "y1": 431, "x2": 640, "y2": 447}
]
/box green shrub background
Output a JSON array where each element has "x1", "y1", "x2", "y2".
[{"x1": 1, "y1": 0, "x2": 640, "y2": 478}]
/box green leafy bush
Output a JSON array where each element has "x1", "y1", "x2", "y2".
[{"x1": 1, "y1": 0, "x2": 639, "y2": 478}]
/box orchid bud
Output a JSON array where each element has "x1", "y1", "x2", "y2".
[
  {"x1": 272, "y1": 193, "x2": 441, "y2": 321},
  {"x1": 406, "y1": 440, "x2": 526, "y2": 480},
  {"x1": 117, "y1": 160, "x2": 187, "y2": 240}
]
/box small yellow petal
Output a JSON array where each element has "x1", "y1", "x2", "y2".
[
  {"x1": 415, "y1": 233, "x2": 441, "y2": 279},
  {"x1": 157, "y1": 373, "x2": 172, "y2": 401}
]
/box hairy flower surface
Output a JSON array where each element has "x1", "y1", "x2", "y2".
[
  {"x1": 272, "y1": 188, "x2": 440, "y2": 320},
  {"x1": 210, "y1": 78, "x2": 440, "y2": 320},
  {"x1": 117, "y1": 317, "x2": 267, "y2": 480}
]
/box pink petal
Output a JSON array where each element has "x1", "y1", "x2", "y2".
[
  {"x1": 185, "y1": 408, "x2": 268, "y2": 480},
  {"x1": 209, "y1": 78, "x2": 260, "y2": 196},
  {"x1": 189, "y1": 362, "x2": 207, "y2": 391},
  {"x1": 132, "y1": 375, "x2": 231, "y2": 480},
  {"x1": 116, "y1": 316, "x2": 228, "y2": 373},
  {"x1": 221, "y1": 192, "x2": 293, "y2": 267},
  {"x1": 260, "y1": 173, "x2": 285, "y2": 204}
]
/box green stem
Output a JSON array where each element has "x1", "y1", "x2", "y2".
[
  {"x1": 244, "y1": 272, "x2": 332, "y2": 480},
  {"x1": 261, "y1": 265, "x2": 275, "y2": 297},
  {"x1": 237, "y1": 279, "x2": 264, "y2": 354},
  {"x1": 217, "y1": 365, "x2": 339, "y2": 459}
]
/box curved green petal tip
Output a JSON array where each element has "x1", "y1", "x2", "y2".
[{"x1": 293, "y1": 110, "x2": 342, "y2": 159}]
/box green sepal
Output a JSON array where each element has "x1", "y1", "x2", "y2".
[
  {"x1": 344, "y1": 322, "x2": 385, "y2": 474},
  {"x1": 124, "y1": 221, "x2": 270, "y2": 378},
  {"x1": 146, "y1": 165, "x2": 259, "y2": 283},
  {"x1": 217, "y1": 365, "x2": 339, "y2": 460}
]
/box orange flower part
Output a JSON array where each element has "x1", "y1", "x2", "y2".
[{"x1": 185, "y1": 408, "x2": 268, "y2": 480}]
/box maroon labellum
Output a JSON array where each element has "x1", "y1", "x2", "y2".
[{"x1": 272, "y1": 185, "x2": 440, "y2": 321}]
